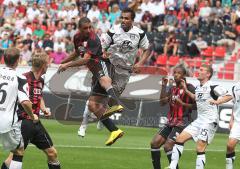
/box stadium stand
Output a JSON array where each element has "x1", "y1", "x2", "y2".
[{"x1": 0, "y1": 0, "x2": 239, "y2": 80}]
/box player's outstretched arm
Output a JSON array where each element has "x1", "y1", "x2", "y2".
[
  {"x1": 209, "y1": 95, "x2": 233, "y2": 105},
  {"x1": 61, "y1": 51, "x2": 78, "y2": 64},
  {"x1": 58, "y1": 53, "x2": 91, "y2": 73},
  {"x1": 133, "y1": 49, "x2": 151, "y2": 73}
]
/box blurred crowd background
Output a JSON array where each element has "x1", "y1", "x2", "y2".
[{"x1": 0, "y1": 0, "x2": 239, "y2": 79}]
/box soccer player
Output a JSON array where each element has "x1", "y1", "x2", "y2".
[
  {"x1": 225, "y1": 83, "x2": 240, "y2": 169},
  {"x1": 2, "y1": 52, "x2": 61, "y2": 169},
  {"x1": 150, "y1": 65, "x2": 195, "y2": 169},
  {"x1": 0, "y1": 47, "x2": 38, "y2": 169},
  {"x1": 167, "y1": 64, "x2": 233, "y2": 169},
  {"x1": 58, "y1": 17, "x2": 124, "y2": 116},
  {"x1": 58, "y1": 17, "x2": 124, "y2": 145}
]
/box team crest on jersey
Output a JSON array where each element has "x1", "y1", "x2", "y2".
[{"x1": 129, "y1": 34, "x2": 136, "y2": 40}]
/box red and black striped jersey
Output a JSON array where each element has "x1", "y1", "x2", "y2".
[
  {"x1": 167, "y1": 83, "x2": 195, "y2": 127},
  {"x1": 18, "y1": 71, "x2": 44, "y2": 120},
  {"x1": 73, "y1": 31, "x2": 103, "y2": 73}
]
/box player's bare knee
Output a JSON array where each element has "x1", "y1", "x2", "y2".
[
  {"x1": 164, "y1": 140, "x2": 174, "y2": 152},
  {"x1": 150, "y1": 139, "x2": 160, "y2": 148},
  {"x1": 226, "y1": 142, "x2": 235, "y2": 152},
  {"x1": 99, "y1": 76, "x2": 112, "y2": 89},
  {"x1": 196, "y1": 141, "x2": 207, "y2": 152},
  {"x1": 12, "y1": 147, "x2": 24, "y2": 156}
]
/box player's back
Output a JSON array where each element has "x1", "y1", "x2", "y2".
[{"x1": 0, "y1": 67, "x2": 19, "y2": 133}]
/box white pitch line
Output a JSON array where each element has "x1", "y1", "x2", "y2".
[{"x1": 38, "y1": 145, "x2": 237, "y2": 152}]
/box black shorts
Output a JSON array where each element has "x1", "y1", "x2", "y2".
[
  {"x1": 158, "y1": 125, "x2": 184, "y2": 141},
  {"x1": 21, "y1": 119, "x2": 53, "y2": 150}
]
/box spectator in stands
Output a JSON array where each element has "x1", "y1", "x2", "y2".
[
  {"x1": 140, "y1": 0, "x2": 152, "y2": 13},
  {"x1": 199, "y1": 0, "x2": 212, "y2": 19},
  {"x1": 65, "y1": 23, "x2": 76, "y2": 40},
  {"x1": 67, "y1": 3, "x2": 79, "y2": 22},
  {"x1": 119, "y1": 0, "x2": 129, "y2": 10},
  {"x1": 53, "y1": 22, "x2": 67, "y2": 41},
  {"x1": 22, "y1": 33, "x2": 33, "y2": 51},
  {"x1": 26, "y1": 2, "x2": 40, "y2": 21},
  {"x1": 20, "y1": 43, "x2": 32, "y2": 65},
  {"x1": 98, "y1": 0, "x2": 109, "y2": 11},
  {"x1": 42, "y1": 33, "x2": 54, "y2": 50},
  {"x1": 33, "y1": 23, "x2": 45, "y2": 39},
  {"x1": 54, "y1": 38, "x2": 65, "y2": 52},
  {"x1": 3, "y1": 1, "x2": 15, "y2": 19},
  {"x1": 187, "y1": 10, "x2": 199, "y2": 41},
  {"x1": 0, "y1": 32, "x2": 13, "y2": 49},
  {"x1": 65, "y1": 36, "x2": 74, "y2": 54},
  {"x1": 140, "y1": 10, "x2": 153, "y2": 32},
  {"x1": 212, "y1": 0, "x2": 224, "y2": 17},
  {"x1": 158, "y1": 7, "x2": 178, "y2": 32},
  {"x1": 108, "y1": 3, "x2": 121, "y2": 25},
  {"x1": 51, "y1": 46, "x2": 67, "y2": 64},
  {"x1": 163, "y1": 31, "x2": 178, "y2": 56},
  {"x1": 57, "y1": 5, "x2": 68, "y2": 21},
  {"x1": 217, "y1": 20, "x2": 237, "y2": 52},
  {"x1": 87, "y1": 3, "x2": 100, "y2": 22},
  {"x1": 20, "y1": 22, "x2": 33, "y2": 39},
  {"x1": 187, "y1": 34, "x2": 207, "y2": 57},
  {"x1": 150, "y1": 0, "x2": 165, "y2": 28},
  {"x1": 97, "y1": 14, "x2": 111, "y2": 33}
]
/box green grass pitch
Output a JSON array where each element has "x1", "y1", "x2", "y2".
[{"x1": 1, "y1": 120, "x2": 239, "y2": 169}]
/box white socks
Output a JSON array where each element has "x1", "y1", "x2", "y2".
[
  {"x1": 196, "y1": 152, "x2": 206, "y2": 169},
  {"x1": 170, "y1": 142, "x2": 184, "y2": 169},
  {"x1": 226, "y1": 152, "x2": 235, "y2": 169}
]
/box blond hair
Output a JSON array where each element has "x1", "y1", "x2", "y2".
[{"x1": 31, "y1": 52, "x2": 48, "y2": 71}]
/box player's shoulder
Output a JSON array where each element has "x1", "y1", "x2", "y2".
[
  {"x1": 109, "y1": 24, "x2": 121, "y2": 33},
  {"x1": 131, "y1": 25, "x2": 145, "y2": 34}
]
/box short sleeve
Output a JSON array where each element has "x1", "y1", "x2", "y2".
[
  {"x1": 213, "y1": 85, "x2": 229, "y2": 97},
  {"x1": 139, "y1": 32, "x2": 149, "y2": 50},
  {"x1": 17, "y1": 76, "x2": 29, "y2": 103}
]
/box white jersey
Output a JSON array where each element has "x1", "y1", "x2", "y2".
[
  {"x1": 0, "y1": 67, "x2": 29, "y2": 133},
  {"x1": 101, "y1": 24, "x2": 149, "y2": 68},
  {"x1": 195, "y1": 81, "x2": 229, "y2": 123},
  {"x1": 232, "y1": 83, "x2": 240, "y2": 122}
]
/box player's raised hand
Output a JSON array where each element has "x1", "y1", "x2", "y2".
[
  {"x1": 162, "y1": 76, "x2": 168, "y2": 86},
  {"x1": 180, "y1": 79, "x2": 187, "y2": 91}
]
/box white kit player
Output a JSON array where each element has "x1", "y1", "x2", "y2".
[
  {"x1": 225, "y1": 83, "x2": 240, "y2": 169},
  {"x1": 166, "y1": 65, "x2": 232, "y2": 169},
  {"x1": 0, "y1": 48, "x2": 38, "y2": 169}
]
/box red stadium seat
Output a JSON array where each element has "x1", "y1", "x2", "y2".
[
  {"x1": 214, "y1": 46, "x2": 226, "y2": 58},
  {"x1": 201, "y1": 46, "x2": 213, "y2": 57},
  {"x1": 225, "y1": 63, "x2": 234, "y2": 71},
  {"x1": 156, "y1": 55, "x2": 167, "y2": 66},
  {"x1": 0, "y1": 56, "x2": 4, "y2": 64},
  {"x1": 168, "y1": 56, "x2": 179, "y2": 66}
]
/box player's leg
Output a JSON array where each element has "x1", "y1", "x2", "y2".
[
  {"x1": 2, "y1": 122, "x2": 25, "y2": 169},
  {"x1": 9, "y1": 147, "x2": 24, "y2": 169},
  {"x1": 88, "y1": 95, "x2": 123, "y2": 146},
  {"x1": 195, "y1": 122, "x2": 218, "y2": 169},
  {"x1": 1, "y1": 153, "x2": 13, "y2": 169},
  {"x1": 150, "y1": 125, "x2": 170, "y2": 169},
  {"x1": 43, "y1": 147, "x2": 60, "y2": 169},
  {"x1": 78, "y1": 100, "x2": 90, "y2": 137},
  {"x1": 226, "y1": 122, "x2": 240, "y2": 169},
  {"x1": 164, "y1": 126, "x2": 183, "y2": 169},
  {"x1": 226, "y1": 138, "x2": 238, "y2": 169},
  {"x1": 32, "y1": 121, "x2": 61, "y2": 169},
  {"x1": 169, "y1": 122, "x2": 197, "y2": 169}
]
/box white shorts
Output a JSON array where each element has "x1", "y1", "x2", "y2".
[
  {"x1": 229, "y1": 121, "x2": 240, "y2": 140},
  {"x1": 0, "y1": 121, "x2": 23, "y2": 151},
  {"x1": 184, "y1": 120, "x2": 218, "y2": 144}
]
